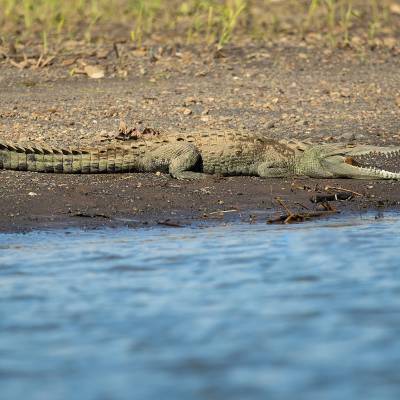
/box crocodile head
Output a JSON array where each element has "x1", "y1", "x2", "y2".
[{"x1": 296, "y1": 144, "x2": 400, "y2": 179}]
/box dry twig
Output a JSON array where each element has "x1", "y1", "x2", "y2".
[
  {"x1": 268, "y1": 197, "x2": 339, "y2": 224},
  {"x1": 324, "y1": 186, "x2": 363, "y2": 197}
]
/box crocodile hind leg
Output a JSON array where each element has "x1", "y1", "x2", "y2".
[
  {"x1": 145, "y1": 143, "x2": 207, "y2": 179},
  {"x1": 169, "y1": 143, "x2": 208, "y2": 179}
]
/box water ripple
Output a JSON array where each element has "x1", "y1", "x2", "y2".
[{"x1": 1, "y1": 213, "x2": 400, "y2": 400}]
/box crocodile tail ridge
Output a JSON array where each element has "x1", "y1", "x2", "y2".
[{"x1": 0, "y1": 140, "x2": 136, "y2": 173}]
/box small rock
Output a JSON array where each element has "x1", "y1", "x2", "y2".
[
  {"x1": 96, "y1": 49, "x2": 110, "y2": 59},
  {"x1": 340, "y1": 132, "x2": 357, "y2": 141},
  {"x1": 340, "y1": 88, "x2": 351, "y2": 98},
  {"x1": 184, "y1": 97, "x2": 197, "y2": 105},
  {"x1": 383, "y1": 37, "x2": 397, "y2": 49},
  {"x1": 84, "y1": 65, "x2": 105, "y2": 79},
  {"x1": 182, "y1": 108, "x2": 192, "y2": 116},
  {"x1": 195, "y1": 71, "x2": 208, "y2": 77},
  {"x1": 390, "y1": 3, "x2": 400, "y2": 15},
  {"x1": 62, "y1": 58, "x2": 77, "y2": 67}
]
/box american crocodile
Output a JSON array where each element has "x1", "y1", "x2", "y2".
[{"x1": 1, "y1": 130, "x2": 400, "y2": 179}]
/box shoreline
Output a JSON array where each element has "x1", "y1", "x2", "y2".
[{"x1": 1, "y1": 170, "x2": 399, "y2": 233}]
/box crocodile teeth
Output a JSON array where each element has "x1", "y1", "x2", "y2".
[
  {"x1": 370, "y1": 168, "x2": 400, "y2": 179},
  {"x1": 351, "y1": 150, "x2": 400, "y2": 175},
  {"x1": 350, "y1": 165, "x2": 400, "y2": 179}
]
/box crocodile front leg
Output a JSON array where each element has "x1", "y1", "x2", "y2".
[{"x1": 257, "y1": 162, "x2": 291, "y2": 178}]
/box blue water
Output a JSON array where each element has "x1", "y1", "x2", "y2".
[{"x1": 1, "y1": 214, "x2": 400, "y2": 400}]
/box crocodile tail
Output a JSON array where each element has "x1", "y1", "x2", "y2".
[{"x1": 0, "y1": 141, "x2": 136, "y2": 173}]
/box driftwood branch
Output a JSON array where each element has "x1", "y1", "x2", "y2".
[{"x1": 268, "y1": 197, "x2": 339, "y2": 224}]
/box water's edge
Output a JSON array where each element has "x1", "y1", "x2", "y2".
[{"x1": 0, "y1": 207, "x2": 392, "y2": 234}]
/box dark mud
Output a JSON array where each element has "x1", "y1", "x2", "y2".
[
  {"x1": 1, "y1": 44, "x2": 400, "y2": 232},
  {"x1": 1, "y1": 169, "x2": 399, "y2": 232}
]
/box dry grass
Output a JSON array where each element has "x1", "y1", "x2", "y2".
[{"x1": 0, "y1": 0, "x2": 399, "y2": 48}]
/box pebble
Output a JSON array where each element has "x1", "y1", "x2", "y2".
[{"x1": 340, "y1": 132, "x2": 357, "y2": 141}]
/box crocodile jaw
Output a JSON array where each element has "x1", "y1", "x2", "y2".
[
  {"x1": 299, "y1": 145, "x2": 400, "y2": 179},
  {"x1": 329, "y1": 159, "x2": 400, "y2": 179}
]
